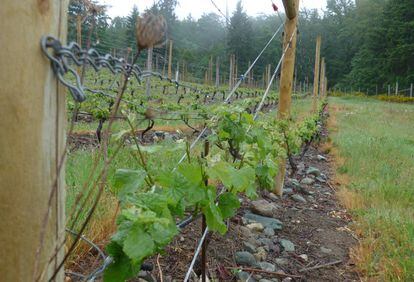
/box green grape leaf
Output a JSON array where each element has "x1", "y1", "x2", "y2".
[
  {"x1": 104, "y1": 241, "x2": 140, "y2": 282},
  {"x1": 148, "y1": 221, "x2": 178, "y2": 247},
  {"x1": 203, "y1": 200, "x2": 227, "y2": 235},
  {"x1": 123, "y1": 224, "x2": 155, "y2": 263},
  {"x1": 177, "y1": 163, "x2": 204, "y2": 186},
  {"x1": 218, "y1": 192, "x2": 240, "y2": 219},
  {"x1": 112, "y1": 169, "x2": 146, "y2": 202}
]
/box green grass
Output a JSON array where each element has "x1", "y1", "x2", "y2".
[{"x1": 329, "y1": 96, "x2": 414, "y2": 280}]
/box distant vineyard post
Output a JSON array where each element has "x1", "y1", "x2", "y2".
[
  {"x1": 312, "y1": 35, "x2": 322, "y2": 112},
  {"x1": 168, "y1": 39, "x2": 173, "y2": 79},
  {"x1": 274, "y1": 0, "x2": 300, "y2": 196},
  {"x1": 146, "y1": 47, "x2": 153, "y2": 97},
  {"x1": 216, "y1": 57, "x2": 220, "y2": 87},
  {"x1": 319, "y1": 57, "x2": 326, "y2": 98},
  {"x1": 0, "y1": 0, "x2": 68, "y2": 280}
]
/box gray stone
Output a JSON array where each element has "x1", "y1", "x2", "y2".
[
  {"x1": 268, "y1": 193, "x2": 279, "y2": 201},
  {"x1": 243, "y1": 213, "x2": 283, "y2": 231},
  {"x1": 251, "y1": 199, "x2": 277, "y2": 217},
  {"x1": 257, "y1": 238, "x2": 275, "y2": 252},
  {"x1": 138, "y1": 271, "x2": 156, "y2": 282},
  {"x1": 282, "y1": 278, "x2": 293, "y2": 282},
  {"x1": 237, "y1": 271, "x2": 256, "y2": 282},
  {"x1": 299, "y1": 254, "x2": 309, "y2": 261},
  {"x1": 235, "y1": 251, "x2": 257, "y2": 267},
  {"x1": 264, "y1": 227, "x2": 275, "y2": 237},
  {"x1": 316, "y1": 176, "x2": 326, "y2": 183},
  {"x1": 238, "y1": 225, "x2": 253, "y2": 238},
  {"x1": 254, "y1": 247, "x2": 267, "y2": 261},
  {"x1": 297, "y1": 162, "x2": 305, "y2": 170},
  {"x1": 317, "y1": 154, "x2": 327, "y2": 161},
  {"x1": 246, "y1": 222, "x2": 265, "y2": 232},
  {"x1": 306, "y1": 166, "x2": 321, "y2": 176},
  {"x1": 271, "y1": 279, "x2": 281, "y2": 282},
  {"x1": 244, "y1": 241, "x2": 257, "y2": 253},
  {"x1": 314, "y1": 184, "x2": 322, "y2": 189},
  {"x1": 259, "y1": 279, "x2": 274, "y2": 282},
  {"x1": 280, "y1": 239, "x2": 295, "y2": 252},
  {"x1": 289, "y1": 178, "x2": 301, "y2": 189},
  {"x1": 258, "y1": 262, "x2": 276, "y2": 272},
  {"x1": 283, "y1": 188, "x2": 293, "y2": 195},
  {"x1": 320, "y1": 247, "x2": 332, "y2": 254},
  {"x1": 291, "y1": 194, "x2": 307, "y2": 203},
  {"x1": 301, "y1": 177, "x2": 315, "y2": 185},
  {"x1": 255, "y1": 275, "x2": 263, "y2": 280},
  {"x1": 275, "y1": 258, "x2": 289, "y2": 266}
]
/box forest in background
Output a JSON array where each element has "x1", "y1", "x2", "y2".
[{"x1": 68, "y1": 0, "x2": 414, "y2": 94}]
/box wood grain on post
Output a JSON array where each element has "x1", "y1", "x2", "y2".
[
  {"x1": 0, "y1": 0, "x2": 68, "y2": 280},
  {"x1": 312, "y1": 35, "x2": 321, "y2": 112},
  {"x1": 282, "y1": 0, "x2": 299, "y2": 19},
  {"x1": 216, "y1": 57, "x2": 220, "y2": 87},
  {"x1": 229, "y1": 54, "x2": 233, "y2": 90},
  {"x1": 274, "y1": 0, "x2": 300, "y2": 196},
  {"x1": 319, "y1": 57, "x2": 325, "y2": 98},
  {"x1": 146, "y1": 47, "x2": 153, "y2": 97},
  {"x1": 168, "y1": 39, "x2": 173, "y2": 79}
]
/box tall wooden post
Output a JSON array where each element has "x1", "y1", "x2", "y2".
[
  {"x1": 267, "y1": 64, "x2": 272, "y2": 88},
  {"x1": 274, "y1": 0, "x2": 300, "y2": 196},
  {"x1": 410, "y1": 83, "x2": 413, "y2": 98},
  {"x1": 319, "y1": 57, "x2": 326, "y2": 99},
  {"x1": 293, "y1": 67, "x2": 297, "y2": 93},
  {"x1": 76, "y1": 15, "x2": 83, "y2": 75},
  {"x1": 234, "y1": 57, "x2": 238, "y2": 86},
  {"x1": 175, "y1": 61, "x2": 180, "y2": 82},
  {"x1": 0, "y1": 1, "x2": 68, "y2": 280},
  {"x1": 229, "y1": 54, "x2": 233, "y2": 90},
  {"x1": 215, "y1": 57, "x2": 220, "y2": 88},
  {"x1": 168, "y1": 40, "x2": 173, "y2": 79},
  {"x1": 312, "y1": 35, "x2": 321, "y2": 112},
  {"x1": 395, "y1": 81, "x2": 399, "y2": 95},
  {"x1": 146, "y1": 47, "x2": 153, "y2": 97}
]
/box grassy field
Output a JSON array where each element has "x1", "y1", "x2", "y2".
[{"x1": 328, "y1": 96, "x2": 414, "y2": 280}]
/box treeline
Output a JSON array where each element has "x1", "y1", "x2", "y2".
[{"x1": 67, "y1": 0, "x2": 414, "y2": 93}]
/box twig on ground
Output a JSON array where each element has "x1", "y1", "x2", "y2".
[
  {"x1": 299, "y1": 259, "x2": 343, "y2": 273},
  {"x1": 157, "y1": 254, "x2": 164, "y2": 282},
  {"x1": 225, "y1": 266, "x2": 302, "y2": 279}
]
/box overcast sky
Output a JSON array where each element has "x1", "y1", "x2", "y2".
[{"x1": 98, "y1": 0, "x2": 327, "y2": 20}]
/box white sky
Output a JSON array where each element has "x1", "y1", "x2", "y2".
[{"x1": 98, "y1": 0, "x2": 327, "y2": 20}]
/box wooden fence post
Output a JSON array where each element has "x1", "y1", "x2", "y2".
[
  {"x1": 0, "y1": 1, "x2": 68, "y2": 280},
  {"x1": 215, "y1": 57, "x2": 220, "y2": 88},
  {"x1": 175, "y1": 61, "x2": 180, "y2": 82},
  {"x1": 229, "y1": 54, "x2": 233, "y2": 90},
  {"x1": 410, "y1": 83, "x2": 413, "y2": 98},
  {"x1": 274, "y1": 0, "x2": 300, "y2": 196},
  {"x1": 319, "y1": 57, "x2": 326, "y2": 98},
  {"x1": 395, "y1": 81, "x2": 399, "y2": 95},
  {"x1": 146, "y1": 47, "x2": 153, "y2": 97},
  {"x1": 312, "y1": 35, "x2": 321, "y2": 112},
  {"x1": 168, "y1": 39, "x2": 173, "y2": 79}
]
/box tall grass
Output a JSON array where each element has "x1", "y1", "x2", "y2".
[{"x1": 329, "y1": 97, "x2": 414, "y2": 281}]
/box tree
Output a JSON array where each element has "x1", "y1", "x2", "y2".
[
  {"x1": 126, "y1": 5, "x2": 139, "y2": 50},
  {"x1": 228, "y1": 1, "x2": 254, "y2": 72}
]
